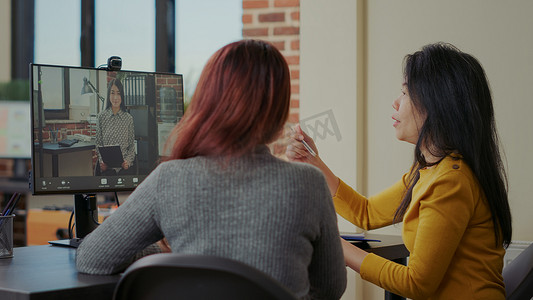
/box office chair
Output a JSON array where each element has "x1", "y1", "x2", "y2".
[
  {"x1": 503, "y1": 242, "x2": 533, "y2": 300},
  {"x1": 113, "y1": 253, "x2": 298, "y2": 300}
]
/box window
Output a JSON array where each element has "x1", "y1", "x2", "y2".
[
  {"x1": 34, "y1": 0, "x2": 81, "y2": 66},
  {"x1": 34, "y1": 66, "x2": 70, "y2": 119},
  {"x1": 33, "y1": 0, "x2": 242, "y2": 104},
  {"x1": 176, "y1": 0, "x2": 242, "y2": 102},
  {"x1": 95, "y1": 0, "x2": 155, "y2": 71}
]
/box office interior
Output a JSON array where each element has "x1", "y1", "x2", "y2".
[{"x1": 1, "y1": 1, "x2": 533, "y2": 300}]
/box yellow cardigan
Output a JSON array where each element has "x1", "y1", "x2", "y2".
[{"x1": 333, "y1": 155, "x2": 505, "y2": 299}]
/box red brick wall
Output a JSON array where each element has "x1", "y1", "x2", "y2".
[
  {"x1": 155, "y1": 74, "x2": 184, "y2": 123},
  {"x1": 34, "y1": 123, "x2": 92, "y2": 144},
  {"x1": 242, "y1": 0, "x2": 300, "y2": 157}
]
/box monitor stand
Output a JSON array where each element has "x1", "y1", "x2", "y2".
[{"x1": 49, "y1": 193, "x2": 99, "y2": 248}]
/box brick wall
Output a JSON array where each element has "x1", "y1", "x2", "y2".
[
  {"x1": 34, "y1": 123, "x2": 92, "y2": 144},
  {"x1": 242, "y1": 0, "x2": 300, "y2": 157},
  {"x1": 155, "y1": 74, "x2": 184, "y2": 123}
]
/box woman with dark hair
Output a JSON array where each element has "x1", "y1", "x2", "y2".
[
  {"x1": 95, "y1": 78, "x2": 135, "y2": 175},
  {"x1": 77, "y1": 39, "x2": 347, "y2": 299},
  {"x1": 287, "y1": 42, "x2": 512, "y2": 299}
]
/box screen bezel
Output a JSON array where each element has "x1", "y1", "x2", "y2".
[{"x1": 30, "y1": 63, "x2": 183, "y2": 195}]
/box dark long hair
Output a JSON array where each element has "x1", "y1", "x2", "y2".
[
  {"x1": 393, "y1": 43, "x2": 512, "y2": 247},
  {"x1": 105, "y1": 78, "x2": 127, "y2": 111},
  {"x1": 166, "y1": 39, "x2": 291, "y2": 159}
]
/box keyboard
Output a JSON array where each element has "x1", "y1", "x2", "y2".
[{"x1": 58, "y1": 139, "x2": 78, "y2": 147}]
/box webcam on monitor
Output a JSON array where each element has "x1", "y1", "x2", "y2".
[{"x1": 106, "y1": 56, "x2": 122, "y2": 71}]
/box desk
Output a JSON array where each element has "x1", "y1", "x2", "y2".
[
  {"x1": 0, "y1": 235, "x2": 408, "y2": 300},
  {"x1": 0, "y1": 245, "x2": 119, "y2": 300},
  {"x1": 352, "y1": 234, "x2": 409, "y2": 300},
  {"x1": 39, "y1": 142, "x2": 95, "y2": 177}
]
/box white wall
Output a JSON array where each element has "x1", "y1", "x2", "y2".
[
  {"x1": 300, "y1": 0, "x2": 359, "y2": 232},
  {"x1": 0, "y1": 0, "x2": 11, "y2": 81},
  {"x1": 366, "y1": 0, "x2": 533, "y2": 240},
  {"x1": 301, "y1": 1, "x2": 533, "y2": 299},
  {"x1": 300, "y1": 1, "x2": 361, "y2": 299}
]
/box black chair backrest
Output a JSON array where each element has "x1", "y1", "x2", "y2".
[
  {"x1": 503, "y1": 242, "x2": 533, "y2": 300},
  {"x1": 113, "y1": 253, "x2": 298, "y2": 300}
]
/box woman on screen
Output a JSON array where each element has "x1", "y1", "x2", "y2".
[
  {"x1": 76, "y1": 39, "x2": 347, "y2": 299},
  {"x1": 95, "y1": 78, "x2": 135, "y2": 176}
]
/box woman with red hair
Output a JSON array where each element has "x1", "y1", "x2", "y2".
[{"x1": 76, "y1": 39, "x2": 347, "y2": 299}]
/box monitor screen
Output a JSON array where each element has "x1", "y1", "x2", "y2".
[
  {"x1": 0, "y1": 100, "x2": 31, "y2": 159},
  {"x1": 30, "y1": 64, "x2": 184, "y2": 195}
]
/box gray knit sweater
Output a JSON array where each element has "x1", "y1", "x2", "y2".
[{"x1": 76, "y1": 145, "x2": 347, "y2": 299}]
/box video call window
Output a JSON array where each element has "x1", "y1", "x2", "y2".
[{"x1": 31, "y1": 64, "x2": 184, "y2": 195}]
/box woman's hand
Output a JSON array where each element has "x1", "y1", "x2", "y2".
[
  {"x1": 286, "y1": 124, "x2": 320, "y2": 164},
  {"x1": 285, "y1": 124, "x2": 340, "y2": 195},
  {"x1": 340, "y1": 237, "x2": 369, "y2": 273},
  {"x1": 122, "y1": 161, "x2": 129, "y2": 170},
  {"x1": 157, "y1": 238, "x2": 172, "y2": 253},
  {"x1": 100, "y1": 162, "x2": 107, "y2": 171}
]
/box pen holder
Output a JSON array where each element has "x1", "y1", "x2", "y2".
[
  {"x1": 51, "y1": 131, "x2": 58, "y2": 143},
  {"x1": 0, "y1": 214, "x2": 15, "y2": 258}
]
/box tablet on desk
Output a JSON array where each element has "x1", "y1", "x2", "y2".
[
  {"x1": 98, "y1": 145, "x2": 124, "y2": 168},
  {"x1": 49, "y1": 238, "x2": 82, "y2": 248},
  {"x1": 58, "y1": 139, "x2": 78, "y2": 147},
  {"x1": 341, "y1": 234, "x2": 381, "y2": 243}
]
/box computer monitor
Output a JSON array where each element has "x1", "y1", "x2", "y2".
[
  {"x1": 0, "y1": 101, "x2": 31, "y2": 159},
  {"x1": 30, "y1": 63, "x2": 184, "y2": 194},
  {"x1": 30, "y1": 63, "x2": 184, "y2": 245},
  {"x1": 0, "y1": 100, "x2": 31, "y2": 181}
]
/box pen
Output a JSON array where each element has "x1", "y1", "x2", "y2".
[
  {"x1": 0, "y1": 193, "x2": 19, "y2": 234},
  {"x1": 300, "y1": 139, "x2": 317, "y2": 157},
  {"x1": 291, "y1": 128, "x2": 317, "y2": 157},
  {"x1": 4, "y1": 194, "x2": 21, "y2": 216},
  {"x1": 1, "y1": 193, "x2": 19, "y2": 216}
]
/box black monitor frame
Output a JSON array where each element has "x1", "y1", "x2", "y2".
[
  {"x1": 30, "y1": 63, "x2": 183, "y2": 195},
  {"x1": 29, "y1": 63, "x2": 183, "y2": 243}
]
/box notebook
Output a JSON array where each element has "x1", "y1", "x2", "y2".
[
  {"x1": 98, "y1": 145, "x2": 124, "y2": 168},
  {"x1": 58, "y1": 139, "x2": 78, "y2": 147}
]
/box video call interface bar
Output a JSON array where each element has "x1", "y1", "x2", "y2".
[{"x1": 35, "y1": 175, "x2": 147, "y2": 194}]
